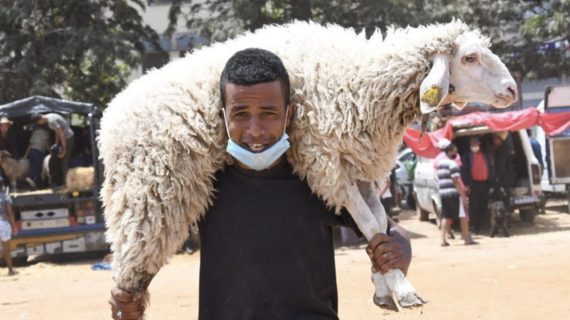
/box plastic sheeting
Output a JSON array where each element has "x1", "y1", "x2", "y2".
[{"x1": 404, "y1": 108, "x2": 570, "y2": 158}]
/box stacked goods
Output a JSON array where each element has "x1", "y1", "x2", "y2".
[
  {"x1": 74, "y1": 200, "x2": 96, "y2": 225},
  {"x1": 66, "y1": 167, "x2": 94, "y2": 192}
]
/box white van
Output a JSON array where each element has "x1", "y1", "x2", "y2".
[{"x1": 413, "y1": 125, "x2": 543, "y2": 224}]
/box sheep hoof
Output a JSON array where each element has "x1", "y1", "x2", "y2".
[
  {"x1": 372, "y1": 294, "x2": 398, "y2": 312},
  {"x1": 397, "y1": 292, "x2": 425, "y2": 308}
]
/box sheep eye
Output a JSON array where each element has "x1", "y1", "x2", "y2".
[{"x1": 463, "y1": 54, "x2": 477, "y2": 64}]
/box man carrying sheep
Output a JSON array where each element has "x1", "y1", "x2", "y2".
[
  {"x1": 109, "y1": 48, "x2": 412, "y2": 320},
  {"x1": 30, "y1": 113, "x2": 74, "y2": 187}
]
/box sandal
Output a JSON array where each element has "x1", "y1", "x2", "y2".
[
  {"x1": 441, "y1": 242, "x2": 450, "y2": 247},
  {"x1": 464, "y1": 240, "x2": 479, "y2": 245}
]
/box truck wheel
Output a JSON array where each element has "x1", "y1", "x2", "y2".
[
  {"x1": 415, "y1": 193, "x2": 430, "y2": 221},
  {"x1": 520, "y1": 208, "x2": 536, "y2": 223}
]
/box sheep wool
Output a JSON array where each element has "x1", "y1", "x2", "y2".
[{"x1": 99, "y1": 20, "x2": 487, "y2": 296}]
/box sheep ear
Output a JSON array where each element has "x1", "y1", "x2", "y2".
[{"x1": 419, "y1": 54, "x2": 450, "y2": 114}]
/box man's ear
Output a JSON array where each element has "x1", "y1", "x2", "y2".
[
  {"x1": 285, "y1": 103, "x2": 295, "y2": 127},
  {"x1": 420, "y1": 54, "x2": 450, "y2": 114}
]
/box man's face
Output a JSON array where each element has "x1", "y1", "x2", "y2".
[
  {"x1": 0, "y1": 123, "x2": 9, "y2": 135},
  {"x1": 470, "y1": 138, "x2": 481, "y2": 147},
  {"x1": 223, "y1": 80, "x2": 294, "y2": 163},
  {"x1": 493, "y1": 136, "x2": 503, "y2": 146},
  {"x1": 447, "y1": 147, "x2": 458, "y2": 159},
  {"x1": 37, "y1": 117, "x2": 47, "y2": 125}
]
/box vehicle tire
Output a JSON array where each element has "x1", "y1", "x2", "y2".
[
  {"x1": 415, "y1": 193, "x2": 430, "y2": 221},
  {"x1": 519, "y1": 208, "x2": 537, "y2": 223}
]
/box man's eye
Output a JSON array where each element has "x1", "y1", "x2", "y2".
[{"x1": 234, "y1": 112, "x2": 248, "y2": 118}]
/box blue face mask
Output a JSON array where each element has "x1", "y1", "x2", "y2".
[{"x1": 223, "y1": 107, "x2": 291, "y2": 171}]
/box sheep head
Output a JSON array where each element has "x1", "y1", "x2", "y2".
[
  {"x1": 0, "y1": 150, "x2": 11, "y2": 163},
  {"x1": 420, "y1": 31, "x2": 517, "y2": 113}
]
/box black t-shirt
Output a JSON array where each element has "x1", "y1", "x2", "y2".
[{"x1": 198, "y1": 159, "x2": 357, "y2": 320}]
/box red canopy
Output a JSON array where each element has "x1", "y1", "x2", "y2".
[{"x1": 404, "y1": 108, "x2": 570, "y2": 158}]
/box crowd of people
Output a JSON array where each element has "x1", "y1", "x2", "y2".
[{"x1": 433, "y1": 131, "x2": 524, "y2": 246}]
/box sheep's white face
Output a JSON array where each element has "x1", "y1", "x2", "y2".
[{"x1": 448, "y1": 37, "x2": 517, "y2": 109}]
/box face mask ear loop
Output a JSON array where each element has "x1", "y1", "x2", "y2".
[
  {"x1": 221, "y1": 108, "x2": 232, "y2": 139},
  {"x1": 282, "y1": 105, "x2": 289, "y2": 137}
]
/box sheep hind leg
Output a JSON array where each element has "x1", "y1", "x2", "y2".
[
  {"x1": 344, "y1": 182, "x2": 396, "y2": 311},
  {"x1": 356, "y1": 181, "x2": 425, "y2": 309}
]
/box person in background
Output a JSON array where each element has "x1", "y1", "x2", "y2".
[
  {"x1": 491, "y1": 132, "x2": 515, "y2": 215},
  {"x1": 23, "y1": 124, "x2": 51, "y2": 189},
  {"x1": 30, "y1": 113, "x2": 74, "y2": 185},
  {"x1": 437, "y1": 142, "x2": 472, "y2": 246},
  {"x1": 0, "y1": 117, "x2": 17, "y2": 155},
  {"x1": 526, "y1": 128, "x2": 546, "y2": 213},
  {"x1": 379, "y1": 169, "x2": 399, "y2": 222},
  {"x1": 0, "y1": 117, "x2": 17, "y2": 188},
  {"x1": 0, "y1": 176, "x2": 17, "y2": 276},
  {"x1": 527, "y1": 128, "x2": 544, "y2": 172},
  {"x1": 462, "y1": 136, "x2": 493, "y2": 233},
  {"x1": 435, "y1": 138, "x2": 477, "y2": 245}
]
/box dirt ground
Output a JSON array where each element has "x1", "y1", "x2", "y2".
[{"x1": 1, "y1": 199, "x2": 570, "y2": 320}]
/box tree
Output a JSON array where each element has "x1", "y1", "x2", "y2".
[
  {"x1": 169, "y1": 0, "x2": 569, "y2": 81},
  {"x1": 166, "y1": 0, "x2": 426, "y2": 42},
  {"x1": 521, "y1": 0, "x2": 570, "y2": 80},
  {"x1": 402, "y1": 0, "x2": 569, "y2": 81},
  {"x1": 0, "y1": 0, "x2": 159, "y2": 106}
]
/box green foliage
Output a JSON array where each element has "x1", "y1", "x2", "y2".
[
  {"x1": 169, "y1": 0, "x2": 570, "y2": 80},
  {"x1": 520, "y1": 0, "x2": 570, "y2": 79},
  {"x1": 0, "y1": 0, "x2": 159, "y2": 107},
  {"x1": 167, "y1": 0, "x2": 427, "y2": 42}
]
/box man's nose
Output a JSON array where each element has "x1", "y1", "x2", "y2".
[{"x1": 246, "y1": 118, "x2": 265, "y2": 137}]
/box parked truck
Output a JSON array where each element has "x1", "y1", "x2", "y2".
[
  {"x1": 0, "y1": 96, "x2": 106, "y2": 264},
  {"x1": 543, "y1": 85, "x2": 570, "y2": 214}
]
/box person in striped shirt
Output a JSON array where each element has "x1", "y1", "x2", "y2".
[{"x1": 437, "y1": 142, "x2": 476, "y2": 246}]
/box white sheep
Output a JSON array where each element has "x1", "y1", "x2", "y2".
[
  {"x1": 65, "y1": 166, "x2": 95, "y2": 192},
  {"x1": 99, "y1": 20, "x2": 516, "y2": 313},
  {"x1": 0, "y1": 150, "x2": 30, "y2": 192}
]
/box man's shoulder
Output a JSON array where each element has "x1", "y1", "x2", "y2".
[{"x1": 437, "y1": 158, "x2": 458, "y2": 169}]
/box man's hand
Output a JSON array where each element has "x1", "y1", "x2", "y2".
[
  {"x1": 366, "y1": 233, "x2": 407, "y2": 275},
  {"x1": 109, "y1": 287, "x2": 144, "y2": 320},
  {"x1": 57, "y1": 151, "x2": 65, "y2": 159}
]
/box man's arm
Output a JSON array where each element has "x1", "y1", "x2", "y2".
[
  {"x1": 109, "y1": 274, "x2": 155, "y2": 320},
  {"x1": 54, "y1": 127, "x2": 66, "y2": 158},
  {"x1": 366, "y1": 216, "x2": 411, "y2": 275}
]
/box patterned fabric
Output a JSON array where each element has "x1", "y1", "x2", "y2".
[
  {"x1": 437, "y1": 157, "x2": 460, "y2": 197},
  {"x1": 0, "y1": 192, "x2": 12, "y2": 222},
  {"x1": 0, "y1": 220, "x2": 12, "y2": 242}
]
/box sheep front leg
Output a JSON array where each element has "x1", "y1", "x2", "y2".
[
  {"x1": 344, "y1": 182, "x2": 396, "y2": 311},
  {"x1": 349, "y1": 182, "x2": 424, "y2": 309}
]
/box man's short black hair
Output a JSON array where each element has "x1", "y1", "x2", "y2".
[
  {"x1": 30, "y1": 112, "x2": 43, "y2": 122},
  {"x1": 444, "y1": 143, "x2": 457, "y2": 154},
  {"x1": 220, "y1": 48, "x2": 291, "y2": 107}
]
